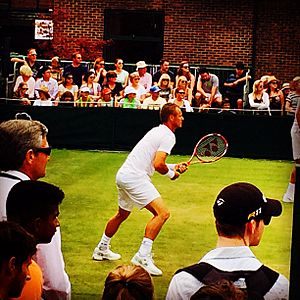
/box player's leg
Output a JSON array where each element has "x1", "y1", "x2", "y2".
[{"x1": 283, "y1": 167, "x2": 295, "y2": 203}]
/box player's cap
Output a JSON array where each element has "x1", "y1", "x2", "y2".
[
  {"x1": 36, "y1": 85, "x2": 50, "y2": 98},
  {"x1": 213, "y1": 182, "x2": 282, "y2": 226},
  {"x1": 80, "y1": 86, "x2": 90, "y2": 93},
  {"x1": 150, "y1": 86, "x2": 161, "y2": 93},
  {"x1": 136, "y1": 61, "x2": 147, "y2": 70},
  {"x1": 124, "y1": 86, "x2": 137, "y2": 95},
  {"x1": 102, "y1": 88, "x2": 112, "y2": 95}
]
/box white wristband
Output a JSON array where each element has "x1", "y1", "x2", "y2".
[
  {"x1": 166, "y1": 164, "x2": 176, "y2": 171},
  {"x1": 164, "y1": 169, "x2": 175, "y2": 179}
]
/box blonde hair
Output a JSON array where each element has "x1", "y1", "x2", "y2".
[
  {"x1": 251, "y1": 79, "x2": 263, "y2": 98},
  {"x1": 158, "y1": 73, "x2": 171, "y2": 88},
  {"x1": 290, "y1": 76, "x2": 300, "y2": 92},
  {"x1": 20, "y1": 65, "x2": 33, "y2": 77},
  {"x1": 102, "y1": 265, "x2": 154, "y2": 300}
]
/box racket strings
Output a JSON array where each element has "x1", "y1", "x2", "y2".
[{"x1": 196, "y1": 136, "x2": 227, "y2": 162}]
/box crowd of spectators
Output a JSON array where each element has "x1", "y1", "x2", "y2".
[{"x1": 7, "y1": 48, "x2": 297, "y2": 116}]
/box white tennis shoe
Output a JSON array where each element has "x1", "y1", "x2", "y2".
[
  {"x1": 131, "y1": 252, "x2": 162, "y2": 276},
  {"x1": 282, "y1": 193, "x2": 294, "y2": 203},
  {"x1": 92, "y1": 247, "x2": 121, "y2": 261}
]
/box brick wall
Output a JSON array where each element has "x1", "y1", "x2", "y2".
[{"x1": 52, "y1": 0, "x2": 299, "y2": 82}]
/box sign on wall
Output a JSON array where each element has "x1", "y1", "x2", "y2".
[{"x1": 35, "y1": 19, "x2": 53, "y2": 40}]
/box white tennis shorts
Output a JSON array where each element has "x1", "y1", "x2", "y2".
[
  {"x1": 116, "y1": 171, "x2": 160, "y2": 211},
  {"x1": 291, "y1": 124, "x2": 300, "y2": 160}
]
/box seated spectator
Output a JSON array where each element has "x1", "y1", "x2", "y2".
[
  {"x1": 97, "y1": 88, "x2": 114, "y2": 107},
  {"x1": 102, "y1": 70, "x2": 124, "y2": 103},
  {"x1": 169, "y1": 88, "x2": 193, "y2": 112},
  {"x1": 13, "y1": 65, "x2": 35, "y2": 99},
  {"x1": 223, "y1": 62, "x2": 251, "y2": 110},
  {"x1": 217, "y1": 98, "x2": 237, "y2": 115},
  {"x1": 266, "y1": 76, "x2": 284, "y2": 115},
  {"x1": 194, "y1": 68, "x2": 222, "y2": 108},
  {"x1": 33, "y1": 86, "x2": 53, "y2": 106},
  {"x1": 152, "y1": 59, "x2": 175, "y2": 87},
  {"x1": 58, "y1": 73, "x2": 79, "y2": 100},
  {"x1": 35, "y1": 66, "x2": 58, "y2": 101},
  {"x1": 0, "y1": 221, "x2": 36, "y2": 300},
  {"x1": 248, "y1": 80, "x2": 270, "y2": 114},
  {"x1": 128, "y1": 72, "x2": 147, "y2": 103},
  {"x1": 260, "y1": 75, "x2": 270, "y2": 91},
  {"x1": 76, "y1": 86, "x2": 94, "y2": 107},
  {"x1": 58, "y1": 91, "x2": 75, "y2": 107},
  {"x1": 175, "y1": 60, "x2": 195, "y2": 91},
  {"x1": 81, "y1": 71, "x2": 101, "y2": 102},
  {"x1": 136, "y1": 61, "x2": 152, "y2": 92},
  {"x1": 50, "y1": 56, "x2": 63, "y2": 84},
  {"x1": 166, "y1": 182, "x2": 288, "y2": 300},
  {"x1": 141, "y1": 86, "x2": 166, "y2": 110},
  {"x1": 90, "y1": 57, "x2": 107, "y2": 87},
  {"x1": 102, "y1": 265, "x2": 154, "y2": 300},
  {"x1": 13, "y1": 82, "x2": 31, "y2": 106},
  {"x1": 173, "y1": 75, "x2": 193, "y2": 103},
  {"x1": 119, "y1": 86, "x2": 141, "y2": 109},
  {"x1": 157, "y1": 73, "x2": 172, "y2": 101},
  {"x1": 114, "y1": 58, "x2": 129, "y2": 87},
  {"x1": 6, "y1": 180, "x2": 65, "y2": 300}
]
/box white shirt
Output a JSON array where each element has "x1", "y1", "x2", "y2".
[
  {"x1": 13, "y1": 76, "x2": 36, "y2": 98},
  {"x1": 141, "y1": 96, "x2": 166, "y2": 110},
  {"x1": 33, "y1": 99, "x2": 53, "y2": 106},
  {"x1": 248, "y1": 92, "x2": 270, "y2": 110},
  {"x1": 119, "y1": 124, "x2": 175, "y2": 178},
  {"x1": 139, "y1": 72, "x2": 152, "y2": 92},
  {"x1": 166, "y1": 246, "x2": 289, "y2": 300},
  {"x1": 35, "y1": 77, "x2": 59, "y2": 100}
]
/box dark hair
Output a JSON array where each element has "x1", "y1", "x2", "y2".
[
  {"x1": 83, "y1": 71, "x2": 95, "y2": 82},
  {"x1": 72, "y1": 51, "x2": 81, "y2": 59},
  {"x1": 6, "y1": 181, "x2": 64, "y2": 228},
  {"x1": 215, "y1": 220, "x2": 247, "y2": 239},
  {"x1": 0, "y1": 221, "x2": 36, "y2": 268},
  {"x1": 60, "y1": 91, "x2": 74, "y2": 106},
  {"x1": 160, "y1": 103, "x2": 179, "y2": 123},
  {"x1": 160, "y1": 59, "x2": 169, "y2": 66},
  {"x1": 198, "y1": 68, "x2": 209, "y2": 75},
  {"x1": 106, "y1": 70, "x2": 117, "y2": 80},
  {"x1": 102, "y1": 265, "x2": 154, "y2": 300},
  {"x1": 177, "y1": 61, "x2": 192, "y2": 81}
]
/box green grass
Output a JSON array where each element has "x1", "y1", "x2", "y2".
[{"x1": 44, "y1": 150, "x2": 293, "y2": 300}]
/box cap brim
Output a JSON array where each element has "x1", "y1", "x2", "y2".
[{"x1": 265, "y1": 198, "x2": 282, "y2": 217}]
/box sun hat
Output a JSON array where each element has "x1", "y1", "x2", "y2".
[
  {"x1": 136, "y1": 61, "x2": 147, "y2": 70},
  {"x1": 80, "y1": 86, "x2": 90, "y2": 93},
  {"x1": 124, "y1": 86, "x2": 137, "y2": 95},
  {"x1": 150, "y1": 86, "x2": 161, "y2": 93},
  {"x1": 281, "y1": 83, "x2": 290, "y2": 90},
  {"x1": 36, "y1": 85, "x2": 50, "y2": 98},
  {"x1": 267, "y1": 75, "x2": 279, "y2": 84},
  {"x1": 213, "y1": 182, "x2": 282, "y2": 226}
]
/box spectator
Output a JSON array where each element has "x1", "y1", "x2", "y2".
[
  {"x1": 81, "y1": 71, "x2": 101, "y2": 102},
  {"x1": 175, "y1": 60, "x2": 195, "y2": 91},
  {"x1": 152, "y1": 59, "x2": 175, "y2": 87},
  {"x1": 35, "y1": 65, "x2": 58, "y2": 101},
  {"x1": 90, "y1": 57, "x2": 107, "y2": 87},
  {"x1": 33, "y1": 86, "x2": 53, "y2": 106},
  {"x1": 13, "y1": 65, "x2": 35, "y2": 99},
  {"x1": 223, "y1": 62, "x2": 251, "y2": 110},
  {"x1": 0, "y1": 221, "x2": 36, "y2": 300},
  {"x1": 97, "y1": 88, "x2": 114, "y2": 107},
  {"x1": 7, "y1": 181, "x2": 64, "y2": 300},
  {"x1": 118, "y1": 86, "x2": 141, "y2": 109},
  {"x1": 283, "y1": 76, "x2": 300, "y2": 203},
  {"x1": 217, "y1": 98, "x2": 237, "y2": 115},
  {"x1": 281, "y1": 82, "x2": 291, "y2": 114},
  {"x1": 195, "y1": 68, "x2": 222, "y2": 109},
  {"x1": 102, "y1": 70, "x2": 124, "y2": 103},
  {"x1": 58, "y1": 91, "x2": 75, "y2": 107},
  {"x1": 11, "y1": 48, "x2": 41, "y2": 79},
  {"x1": 63, "y1": 52, "x2": 88, "y2": 88},
  {"x1": 157, "y1": 73, "x2": 172, "y2": 101},
  {"x1": 50, "y1": 56, "x2": 63, "y2": 84},
  {"x1": 76, "y1": 86, "x2": 94, "y2": 107},
  {"x1": 102, "y1": 265, "x2": 154, "y2": 300},
  {"x1": 58, "y1": 73, "x2": 79, "y2": 100},
  {"x1": 128, "y1": 72, "x2": 147, "y2": 103},
  {"x1": 114, "y1": 58, "x2": 129, "y2": 88},
  {"x1": 141, "y1": 86, "x2": 166, "y2": 110},
  {"x1": 248, "y1": 80, "x2": 270, "y2": 115},
  {"x1": 0, "y1": 119, "x2": 71, "y2": 299},
  {"x1": 169, "y1": 88, "x2": 193, "y2": 112},
  {"x1": 13, "y1": 82, "x2": 31, "y2": 106},
  {"x1": 266, "y1": 76, "x2": 284, "y2": 115},
  {"x1": 260, "y1": 75, "x2": 271, "y2": 91},
  {"x1": 285, "y1": 82, "x2": 298, "y2": 116},
  {"x1": 136, "y1": 61, "x2": 152, "y2": 92},
  {"x1": 166, "y1": 182, "x2": 288, "y2": 300},
  {"x1": 173, "y1": 75, "x2": 193, "y2": 103}
]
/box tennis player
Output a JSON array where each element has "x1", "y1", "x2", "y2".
[{"x1": 92, "y1": 103, "x2": 187, "y2": 276}]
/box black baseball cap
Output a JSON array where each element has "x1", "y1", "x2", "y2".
[{"x1": 213, "y1": 182, "x2": 282, "y2": 226}]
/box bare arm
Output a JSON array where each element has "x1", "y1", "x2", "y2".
[{"x1": 154, "y1": 151, "x2": 179, "y2": 180}]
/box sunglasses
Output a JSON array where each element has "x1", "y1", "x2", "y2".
[
  {"x1": 33, "y1": 146, "x2": 52, "y2": 156},
  {"x1": 182, "y1": 65, "x2": 189, "y2": 68},
  {"x1": 270, "y1": 81, "x2": 278, "y2": 84},
  {"x1": 66, "y1": 77, "x2": 73, "y2": 79},
  {"x1": 178, "y1": 92, "x2": 185, "y2": 94}
]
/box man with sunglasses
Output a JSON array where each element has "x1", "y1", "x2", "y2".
[
  {"x1": 167, "y1": 182, "x2": 288, "y2": 300},
  {"x1": 0, "y1": 118, "x2": 71, "y2": 300}
]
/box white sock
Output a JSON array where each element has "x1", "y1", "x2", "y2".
[
  {"x1": 286, "y1": 183, "x2": 295, "y2": 197},
  {"x1": 138, "y1": 237, "x2": 153, "y2": 257},
  {"x1": 97, "y1": 233, "x2": 110, "y2": 251}
]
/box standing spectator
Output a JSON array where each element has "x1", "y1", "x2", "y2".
[
  {"x1": 114, "y1": 58, "x2": 129, "y2": 88},
  {"x1": 90, "y1": 57, "x2": 107, "y2": 87},
  {"x1": 152, "y1": 59, "x2": 175, "y2": 87},
  {"x1": 50, "y1": 56, "x2": 63, "y2": 84},
  {"x1": 283, "y1": 76, "x2": 300, "y2": 203},
  {"x1": 58, "y1": 73, "x2": 79, "y2": 100},
  {"x1": 223, "y1": 62, "x2": 251, "y2": 110},
  {"x1": 169, "y1": 88, "x2": 193, "y2": 112},
  {"x1": 81, "y1": 71, "x2": 101, "y2": 102},
  {"x1": 63, "y1": 52, "x2": 88, "y2": 88},
  {"x1": 92, "y1": 104, "x2": 187, "y2": 276},
  {"x1": 13, "y1": 82, "x2": 31, "y2": 105},
  {"x1": 248, "y1": 79, "x2": 270, "y2": 114},
  {"x1": 128, "y1": 72, "x2": 147, "y2": 103},
  {"x1": 0, "y1": 221, "x2": 36, "y2": 300},
  {"x1": 102, "y1": 70, "x2": 124, "y2": 103},
  {"x1": 0, "y1": 119, "x2": 71, "y2": 300},
  {"x1": 34, "y1": 65, "x2": 58, "y2": 101},
  {"x1": 266, "y1": 76, "x2": 284, "y2": 115},
  {"x1": 11, "y1": 48, "x2": 41, "y2": 79},
  {"x1": 157, "y1": 73, "x2": 172, "y2": 101},
  {"x1": 175, "y1": 61, "x2": 195, "y2": 91},
  {"x1": 33, "y1": 86, "x2": 53, "y2": 106},
  {"x1": 166, "y1": 182, "x2": 288, "y2": 300},
  {"x1": 195, "y1": 68, "x2": 222, "y2": 108},
  {"x1": 142, "y1": 86, "x2": 166, "y2": 110},
  {"x1": 136, "y1": 61, "x2": 152, "y2": 92},
  {"x1": 118, "y1": 86, "x2": 141, "y2": 109},
  {"x1": 13, "y1": 65, "x2": 35, "y2": 99}
]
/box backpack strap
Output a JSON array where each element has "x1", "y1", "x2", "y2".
[{"x1": 0, "y1": 172, "x2": 23, "y2": 181}]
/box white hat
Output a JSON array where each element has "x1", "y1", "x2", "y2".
[
  {"x1": 136, "y1": 61, "x2": 147, "y2": 70},
  {"x1": 80, "y1": 86, "x2": 90, "y2": 93},
  {"x1": 124, "y1": 86, "x2": 137, "y2": 95}
]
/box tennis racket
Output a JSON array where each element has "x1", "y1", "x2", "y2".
[{"x1": 187, "y1": 133, "x2": 228, "y2": 165}]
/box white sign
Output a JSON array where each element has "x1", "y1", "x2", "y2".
[{"x1": 35, "y1": 19, "x2": 53, "y2": 40}]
